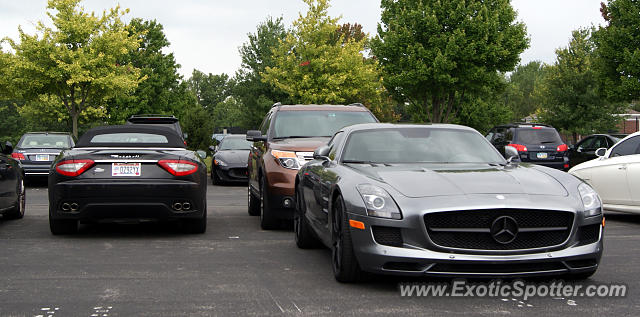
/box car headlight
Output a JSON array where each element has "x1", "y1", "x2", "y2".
[
  {"x1": 356, "y1": 184, "x2": 402, "y2": 219},
  {"x1": 214, "y1": 158, "x2": 227, "y2": 167},
  {"x1": 578, "y1": 182, "x2": 602, "y2": 217},
  {"x1": 272, "y1": 150, "x2": 301, "y2": 169}
]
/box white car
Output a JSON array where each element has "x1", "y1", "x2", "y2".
[{"x1": 569, "y1": 131, "x2": 640, "y2": 214}]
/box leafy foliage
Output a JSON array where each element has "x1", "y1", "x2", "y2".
[
  {"x1": 538, "y1": 29, "x2": 621, "y2": 142},
  {"x1": 3, "y1": 0, "x2": 143, "y2": 138},
  {"x1": 593, "y1": 0, "x2": 640, "y2": 102},
  {"x1": 502, "y1": 61, "x2": 548, "y2": 121},
  {"x1": 262, "y1": 0, "x2": 392, "y2": 120},
  {"x1": 372, "y1": 0, "x2": 529, "y2": 123}
]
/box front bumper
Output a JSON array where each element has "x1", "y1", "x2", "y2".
[
  {"x1": 347, "y1": 211, "x2": 603, "y2": 278},
  {"x1": 49, "y1": 179, "x2": 205, "y2": 221},
  {"x1": 214, "y1": 165, "x2": 248, "y2": 183}
]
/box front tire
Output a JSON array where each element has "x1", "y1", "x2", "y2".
[
  {"x1": 211, "y1": 167, "x2": 223, "y2": 185},
  {"x1": 294, "y1": 184, "x2": 320, "y2": 248},
  {"x1": 260, "y1": 176, "x2": 279, "y2": 230},
  {"x1": 332, "y1": 195, "x2": 362, "y2": 283},
  {"x1": 248, "y1": 183, "x2": 260, "y2": 216},
  {"x1": 4, "y1": 179, "x2": 25, "y2": 220}
]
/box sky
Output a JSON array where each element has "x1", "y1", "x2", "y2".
[{"x1": 0, "y1": 0, "x2": 607, "y2": 78}]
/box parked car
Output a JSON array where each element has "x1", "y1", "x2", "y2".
[
  {"x1": 486, "y1": 123, "x2": 569, "y2": 171},
  {"x1": 568, "y1": 134, "x2": 627, "y2": 167},
  {"x1": 48, "y1": 125, "x2": 207, "y2": 234},
  {"x1": 295, "y1": 123, "x2": 603, "y2": 282},
  {"x1": 126, "y1": 114, "x2": 187, "y2": 143},
  {"x1": 0, "y1": 141, "x2": 25, "y2": 220},
  {"x1": 246, "y1": 103, "x2": 379, "y2": 229},
  {"x1": 569, "y1": 131, "x2": 640, "y2": 214},
  {"x1": 12, "y1": 132, "x2": 74, "y2": 177},
  {"x1": 209, "y1": 135, "x2": 252, "y2": 184}
]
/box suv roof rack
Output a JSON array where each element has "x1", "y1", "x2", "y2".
[
  {"x1": 129, "y1": 114, "x2": 177, "y2": 118},
  {"x1": 347, "y1": 103, "x2": 365, "y2": 107},
  {"x1": 501, "y1": 122, "x2": 551, "y2": 128},
  {"x1": 271, "y1": 102, "x2": 282, "y2": 108}
]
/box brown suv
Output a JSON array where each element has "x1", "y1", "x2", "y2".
[{"x1": 246, "y1": 103, "x2": 378, "y2": 229}]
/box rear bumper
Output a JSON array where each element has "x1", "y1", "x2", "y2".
[
  {"x1": 49, "y1": 179, "x2": 205, "y2": 221},
  {"x1": 522, "y1": 159, "x2": 569, "y2": 171},
  {"x1": 21, "y1": 163, "x2": 52, "y2": 176}
]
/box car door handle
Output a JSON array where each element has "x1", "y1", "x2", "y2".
[{"x1": 618, "y1": 165, "x2": 627, "y2": 170}]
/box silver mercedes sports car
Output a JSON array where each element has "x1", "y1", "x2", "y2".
[{"x1": 294, "y1": 123, "x2": 603, "y2": 282}]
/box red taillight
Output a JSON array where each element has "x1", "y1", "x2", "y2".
[
  {"x1": 507, "y1": 144, "x2": 528, "y2": 152},
  {"x1": 11, "y1": 153, "x2": 25, "y2": 160},
  {"x1": 55, "y1": 159, "x2": 94, "y2": 177},
  {"x1": 158, "y1": 159, "x2": 198, "y2": 176},
  {"x1": 532, "y1": 127, "x2": 542, "y2": 129},
  {"x1": 557, "y1": 144, "x2": 568, "y2": 152}
]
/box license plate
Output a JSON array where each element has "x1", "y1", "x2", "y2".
[
  {"x1": 112, "y1": 163, "x2": 141, "y2": 177},
  {"x1": 537, "y1": 152, "x2": 548, "y2": 159},
  {"x1": 35, "y1": 154, "x2": 49, "y2": 161}
]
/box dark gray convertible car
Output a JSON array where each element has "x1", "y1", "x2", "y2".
[{"x1": 295, "y1": 123, "x2": 604, "y2": 282}]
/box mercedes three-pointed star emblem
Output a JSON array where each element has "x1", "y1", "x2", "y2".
[{"x1": 490, "y1": 216, "x2": 519, "y2": 244}]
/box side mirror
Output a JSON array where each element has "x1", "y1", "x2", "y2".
[
  {"x1": 246, "y1": 130, "x2": 267, "y2": 142},
  {"x1": 569, "y1": 144, "x2": 576, "y2": 151},
  {"x1": 595, "y1": 148, "x2": 607, "y2": 158},
  {"x1": 504, "y1": 145, "x2": 519, "y2": 162},
  {"x1": 313, "y1": 146, "x2": 331, "y2": 161},
  {"x1": 208, "y1": 145, "x2": 217, "y2": 153},
  {"x1": 2, "y1": 141, "x2": 13, "y2": 155},
  {"x1": 196, "y1": 150, "x2": 207, "y2": 158}
]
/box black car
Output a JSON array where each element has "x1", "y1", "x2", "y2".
[
  {"x1": 48, "y1": 125, "x2": 207, "y2": 234},
  {"x1": 126, "y1": 114, "x2": 187, "y2": 143},
  {"x1": 568, "y1": 134, "x2": 627, "y2": 167},
  {"x1": 0, "y1": 141, "x2": 25, "y2": 220},
  {"x1": 295, "y1": 123, "x2": 603, "y2": 282},
  {"x1": 12, "y1": 132, "x2": 75, "y2": 177},
  {"x1": 209, "y1": 135, "x2": 252, "y2": 184},
  {"x1": 486, "y1": 123, "x2": 569, "y2": 170}
]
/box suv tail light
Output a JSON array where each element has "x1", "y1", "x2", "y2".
[
  {"x1": 158, "y1": 160, "x2": 198, "y2": 176},
  {"x1": 55, "y1": 159, "x2": 94, "y2": 176},
  {"x1": 557, "y1": 144, "x2": 568, "y2": 152},
  {"x1": 11, "y1": 153, "x2": 25, "y2": 160},
  {"x1": 507, "y1": 144, "x2": 528, "y2": 152}
]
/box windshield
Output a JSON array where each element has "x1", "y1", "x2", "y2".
[
  {"x1": 219, "y1": 137, "x2": 252, "y2": 150},
  {"x1": 342, "y1": 128, "x2": 505, "y2": 164},
  {"x1": 516, "y1": 129, "x2": 562, "y2": 144},
  {"x1": 90, "y1": 133, "x2": 169, "y2": 144},
  {"x1": 18, "y1": 134, "x2": 71, "y2": 149},
  {"x1": 272, "y1": 111, "x2": 376, "y2": 139}
]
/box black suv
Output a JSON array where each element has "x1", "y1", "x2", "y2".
[
  {"x1": 486, "y1": 123, "x2": 569, "y2": 170},
  {"x1": 126, "y1": 114, "x2": 186, "y2": 143}
]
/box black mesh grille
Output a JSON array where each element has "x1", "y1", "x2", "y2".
[
  {"x1": 577, "y1": 224, "x2": 601, "y2": 245},
  {"x1": 372, "y1": 226, "x2": 403, "y2": 247},
  {"x1": 228, "y1": 168, "x2": 248, "y2": 179},
  {"x1": 425, "y1": 209, "x2": 574, "y2": 251}
]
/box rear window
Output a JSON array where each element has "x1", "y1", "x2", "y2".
[
  {"x1": 272, "y1": 111, "x2": 377, "y2": 139},
  {"x1": 515, "y1": 128, "x2": 562, "y2": 145},
  {"x1": 90, "y1": 133, "x2": 169, "y2": 144},
  {"x1": 18, "y1": 134, "x2": 70, "y2": 149}
]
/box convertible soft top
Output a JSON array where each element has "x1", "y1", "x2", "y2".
[{"x1": 75, "y1": 125, "x2": 187, "y2": 148}]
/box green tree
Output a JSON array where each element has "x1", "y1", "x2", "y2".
[
  {"x1": 3, "y1": 0, "x2": 143, "y2": 138},
  {"x1": 593, "y1": 0, "x2": 640, "y2": 102},
  {"x1": 234, "y1": 17, "x2": 289, "y2": 128},
  {"x1": 187, "y1": 70, "x2": 234, "y2": 113},
  {"x1": 538, "y1": 29, "x2": 621, "y2": 143},
  {"x1": 106, "y1": 18, "x2": 189, "y2": 123},
  {"x1": 262, "y1": 0, "x2": 387, "y2": 113},
  {"x1": 503, "y1": 61, "x2": 547, "y2": 121},
  {"x1": 372, "y1": 0, "x2": 529, "y2": 123}
]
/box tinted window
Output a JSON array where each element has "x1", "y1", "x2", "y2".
[
  {"x1": 272, "y1": 111, "x2": 376, "y2": 139},
  {"x1": 611, "y1": 136, "x2": 640, "y2": 157},
  {"x1": 260, "y1": 112, "x2": 273, "y2": 135},
  {"x1": 577, "y1": 137, "x2": 595, "y2": 150},
  {"x1": 18, "y1": 134, "x2": 71, "y2": 149},
  {"x1": 90, "y1": 133, "x2": 168, "y2": 144},
  {"x1": 219, "y1": 137, "x2": 252, "y2": 150},
  {"x1": 342, "y1": 128, "x2": 505, "y2": 164},
  {"x1": 328, "y1": 132, "x2": 345, "y2": 160},
  {"x1": 515, "y1": 128, "x2": 562, "y2": 144}
]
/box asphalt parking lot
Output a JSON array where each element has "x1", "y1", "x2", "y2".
[{"x1": 0, "y1": 179, "x2": 638, "y2": 316}]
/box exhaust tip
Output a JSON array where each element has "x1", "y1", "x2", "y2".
[
  {"x1": 173, "y1": 202, "x2": 183, "y2": 211},
  {"x1": 70, "y1": 203, "x2": 79, "y2": 212},
  {"x1": 61, "y1": 203, "x2": 70, "y2": 211},
  {"x1": 182, "y1": 202, "x2": 191, "y2": 210}
]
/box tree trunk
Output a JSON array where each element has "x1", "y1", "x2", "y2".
[{"x1": 72, "y1": 112, "x2": 79, "y2": 139}]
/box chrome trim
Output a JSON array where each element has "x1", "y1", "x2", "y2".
[
  {"x1": 423, "y1": 269, "x2": 568, "y2": 276},
  {"x1": 94, "y1": 160, "x2": 159, "y2": 163},
  {"x1": 76, "y1": 147, "x2": 186, "y2": 151},
  {"x1": 25, "y1": 172, "x2": 49, "y2": 175}
]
